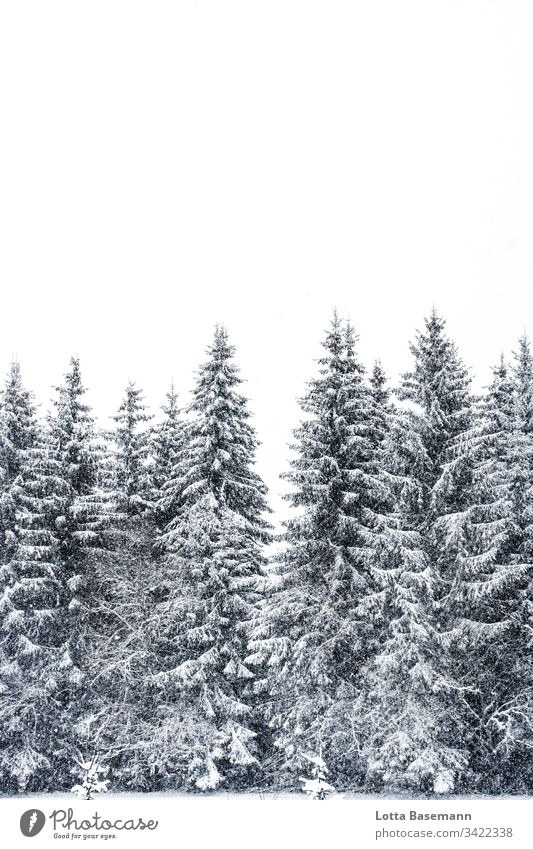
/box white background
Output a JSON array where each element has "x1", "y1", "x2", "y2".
[{"x1": 2, "y1": 1, "x2": 533, "y2": 524}]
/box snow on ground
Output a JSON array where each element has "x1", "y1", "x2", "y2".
[{"x1": 4, "y1": 791, "x2": 531, "y2": 801}]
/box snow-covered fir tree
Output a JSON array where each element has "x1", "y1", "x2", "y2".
[
  {"x1": 508, "y1": 336, "x2": 533, "y2": 563},
  {"x1": 46, "y1": 358, "x2": 112, "y2": 784},
  {"x1": 151, "y1": 383, "x2": 184, "y2": 529},
  {"x1": 356, "y1": 421, "x2": 467, "y2": 795},
  {"x1": 73, "y1": 381, "x2": 158, "y2": 790},
  {"x1": 397, "y1": 311, "x2": 477, "y2": 622},
  {"x1": 71, "y1": 752, "x2": 110, "y2": 800},
  {"x1": 454, "y1": 358, "x2": 520, "y2": 788},
  {"x1": 74, "y1": 380, "x2": 168, "y2": 792},
  {"x1": 112, "y1": 382, "x2": 154, "y2": 516},
  {"x1": 357, "y1": 311, "x2": 478, "y2": 794},
  {"x1": 456, "y1": 349, "x2": 533, "y2": 791},
  {"x1": 400, "y1": 340, "x2": 533, "y2": 794},
  {"x1": 248, "y1": 315, "x2": 416, "y2": 789},
  {"x1": 149, "y1": 326, "x2": 271, "y2": 791},
  {"x1": 0, "y1": 363, "x2": 65, "y2": 792},
  {"x1": 299, "y1": 752, "x2": 335, "y2": 799},
  {"x1": 47, "y1": 359, "x2": 110, "y2": 676}
]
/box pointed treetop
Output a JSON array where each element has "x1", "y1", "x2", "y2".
[
  {"x1": 52, "y1": 356, "x2": 92, "y2": 422},
  {"x1": 319, "y1": 311, "x2": 349, "y2": 373},
  {"x1": 401, "y1": 310, "x2": 471, "y2": 419},
  {"x1": 6, "y1": 359, "x2": 21, "y2": 384},
  {"x1": 511, "y1": 333, "x2": 533, "y2": 432},
  {"x1": 113, "y1": 382, "x2": 153, "y2": 434},
  {"x1": 162, "y1": 381, "x2": 180, "y2": 416},
  {"x1": 344, "y1": 319, "x2": 359, "y2": 361},
  {"x1": 370, "y1": 360, "x2": 389, "y2": 407},
  {"x1": 114, "y1": 381, "x2": 153, "y2": 422},
  {"x1": 48, "y1": 357, "x2": 99, "y2": 496},
  {"x1": 113, "y1": 381, "x2": 154, "y2": 514},
  {"x1": 210, "y1": 323, "x2": 234, "y2": 359},
  {"x1": 485, "y1": 354, "x2": 515, "y2": 428},
  {"x1": 513, "y1": 333, "x2": 533, "y2": 378},
  {"x1": 0, "y1": 361, "x2": 39, "y2": 479}
]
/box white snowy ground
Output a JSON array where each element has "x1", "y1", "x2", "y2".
[{"x1": 7, "y1": 790, "x2": 532, "y2": 800}]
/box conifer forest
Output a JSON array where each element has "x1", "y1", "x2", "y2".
[{"x1": 1, "y1": 310, "x2": 533, "y2": 798}]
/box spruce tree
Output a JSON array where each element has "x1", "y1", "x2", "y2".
[
  {"x1": 85, "y1": 382, "x2": 158, "y2": 790},
  {"x1": 112, "y1": 382, "x2": 154, "y2": 516},
  {"x1": 508, "y1": 336, "x2": 533, "y2": 563},
  {"x1": 0, "y1": 364, "x2": 65, "y2": 792},
  {"x1": 358, "y1": 311, "x2": 476, "y2": 794},
  {"x1": 152, "y1": 383, "x2": 184, "y2": 529},
  {"x1": 458, "y1": 350, "x2": 533, "y2": 791},
  {"x1": 248, "y1": 316, "x2": 414, "y2": 788},
  {"x1": 397, "y1": 311, "x2": 476, "y2": 616},
  {"x1": 150, "y1": 325, "x2": 271, "y2": 790},
  {"x1": 357, "y1": 407, "x2": 466, "y2": 795},
  {"x1": 46, "y1": 358, "x2": 111, "y2": 783}
]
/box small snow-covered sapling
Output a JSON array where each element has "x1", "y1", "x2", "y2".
[
  {"x1": 71, "y1": 752, "x2": 110, "y2": 800},
  {"x1": 299, "y1": 752, "x2": 335, "y2": 800}
]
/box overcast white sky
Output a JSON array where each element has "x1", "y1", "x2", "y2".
[{"x1": 1, "y1": 1, "x2": 533, "y2": 522}]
